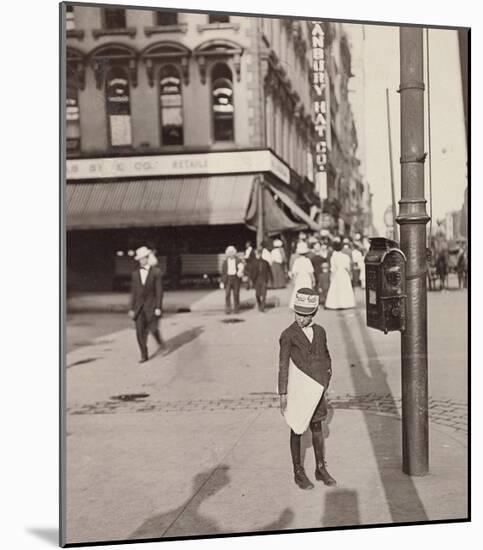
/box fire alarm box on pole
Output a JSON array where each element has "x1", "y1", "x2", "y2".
[{"x1": 365, "y1": 237, "x2": 407, "y2": 334}]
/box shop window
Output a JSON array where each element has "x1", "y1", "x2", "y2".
[
  {"x1": 105, "y1": 67, "x2": 132, "y2": 147},
  {"x1": 103, "y1": 8, "x2": 127, "y2": 29},
  {"x1": 211, "y1": 63, "x2": 234, "y2": 142},
  {"x1": 156, "y1": 11, "x2": 178, "y2": 26},
  {"x1": 208, "y1": 14, "x2": 230, "y2": 24},
  {"x1": 159, "y1": 65, "x2": 184, "y2": 146},
  {"x1": 66, "y1": 5, "x2": 75, "y2": 30},
  {"x1": 66, "y1": 68, "x2": 81, "y2": 153}
]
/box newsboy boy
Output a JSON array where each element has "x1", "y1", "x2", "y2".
[{"x1": 278, "y1": 287, "x2": 337, "y2": 489}]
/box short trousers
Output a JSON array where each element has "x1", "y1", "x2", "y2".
[{"x1": 310, "y1": 394, "x2": 328, "y2": 424}]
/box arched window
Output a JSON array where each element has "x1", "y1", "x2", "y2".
[
  {"x1": 159, "y1": 65, "x2": 184, "y2": 146},
  {"x1": 211, "y1": 64, "x2": 234, "y2": 142},
  {"x1": 66, "y1": 68, "x2": 81, "y2": 153},
  {"x1": 105, "y1": 67, "x2": 132, "y2": 147}
]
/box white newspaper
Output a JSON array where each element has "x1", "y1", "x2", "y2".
[{"x1": 283, "y1": 359, "x2": 324, "y2": 435}]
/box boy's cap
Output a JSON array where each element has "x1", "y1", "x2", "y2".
[{"x1": 293, "y1": 287, "x2": 319, "y2": 315}]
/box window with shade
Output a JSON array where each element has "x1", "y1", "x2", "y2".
[
  {"x1": 105, "y1": 67, "x2": 132, "y2": 147},
  {"x1": 211, "y1": 64, "x2": 234, "y2": 142},
  {"x1": 66, "y1": 69, "x2": 81, "y2": 153},
  {"x1": 159, "y1": 65, "x2": 184, "y2": 146},
  {"x1": 156, "y1": 11, "x2": 178, "y2": 26},
  {"x1": 208, "y1": 14, "x2": 230, "y2": 24},
  {"x1": 103, "y1": 8, "x2": 127, "y2": 29}
]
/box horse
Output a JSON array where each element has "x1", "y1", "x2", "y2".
[{"x1": 435, "y1": 249, "x2": 449, "y2": 290}]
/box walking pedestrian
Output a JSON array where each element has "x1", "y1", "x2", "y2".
[
  {"x1": 456, "y1": 241, "x2": 468, "y2": 289},
  {"x1": 325, "y1": 239, "x2": 356, "y2": 310},
  {"x1": 319, "y1": 240, "x2": 332, "y2": 306},
  {"x1": 310, "y1": 241, "x2": 324, "y2": 295},
  {"x1": 129, "y1": 246, "x2": 165, "y2": 363},
  {"x1": 341, "y1": 237, "x2": 353, "y2": 261},
  {"x1": 271, "y1": 239, "x2": 287, "y2": 289},
  {"x1": 351, "y1": 245, "x2": 364, "y2": 287},
  {"x1": 435, "y1": 248, "x2": 448, "y2": 291},
  {"x1": 221, "y1": 245, "x2": 244, "y2": 314},
  {"x1": 289, "y1": 241, "x2": 315, "y2": 310},
  {"x1": 261, "y1": 241, "x2": 273, "y2": 266},
  {"x1": 252, "y1": 247, "x2": 273, "y2": 312},
  {"x1": 278, "y1": 287, "x2": 337, "y2": 489}
]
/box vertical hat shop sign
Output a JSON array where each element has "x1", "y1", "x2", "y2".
[{"x1": 311, "y1": 22, "x2": 328, "y2": 200}]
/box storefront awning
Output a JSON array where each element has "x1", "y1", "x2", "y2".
[
  {"x1": 267, "y1": 183, "x2": 321, "y2": 231},
  {"x1": 66, "y1": 175, "x2": 255, "y2": 229},
  {"x1": 245, "y1": 185, "x2": 305, "y2": 235}
]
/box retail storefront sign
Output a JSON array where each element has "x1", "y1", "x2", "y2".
[{"x1": 66, "y1": 150, "x2": 290, "y2": 184}]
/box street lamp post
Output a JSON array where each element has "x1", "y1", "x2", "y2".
[{"x1": 397, "y1": 27, "x2": 430, "y2": 476}]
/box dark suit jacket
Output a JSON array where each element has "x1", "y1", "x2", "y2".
[
  {"x1": 278, "y1": 322, "x2": 332, "y2": 395},
  {"x1": 130, "y1": 266, "x2": 163, "y2": 321},
  {"x1": 221, "y1": 258, "x2": 244, "y2": 286},
  {"x1": 252, "y1": 258, "x2": 273, "y2": 285}
]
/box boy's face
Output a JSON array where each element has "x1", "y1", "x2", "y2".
[{"x1": 295, "y1": 312, "x2": 314, "y2": 328}]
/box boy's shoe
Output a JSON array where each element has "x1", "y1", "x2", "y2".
[
  {"x1": 294, "y1": 466, "x2": 314, "y2": 490},
  {"x1": 315, "y1": 462, "x2": 337, "y2": 486}
]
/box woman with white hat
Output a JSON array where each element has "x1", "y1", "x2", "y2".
[
  {"x1": 289, "y1": 241, "x2": 315, "y2": 309},
  {"x1": 325, "y1": 239, "x2": 356, "y2": 309},
  {"x1": 270, "y1": 238, "x2": 287, "y2": 289}
]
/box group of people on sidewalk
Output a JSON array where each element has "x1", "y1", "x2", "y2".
[
  {"x1": 220, "y1": 244, "x2": 274, "y2": 314},
  {"x1": 220, "y1": 230, "x2": 368, "y2": 315},
  {"x1": 288, "y1": 231, "x2": 368, "y2": 311}
]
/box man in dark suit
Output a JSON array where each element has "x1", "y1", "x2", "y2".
[
  {"x1": 252, "y1": 247, "x2": 273, "y2": 312},
  {"x1": 129, "y1": 246, "x2": 164, "y2": 363},
  {"x1": 221, "y1": 245, "x2": 244, "y2": 314}
]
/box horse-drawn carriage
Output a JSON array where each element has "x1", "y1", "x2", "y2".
[{"x1": 427, "y1": 236, "x2": 467, "y2": 290}]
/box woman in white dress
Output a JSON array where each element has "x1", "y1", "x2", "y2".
[
  {"x1": 325, "y1": 240, "x2": 356, "y2": 309},
  {"x1": 289, "y1": 241, "x2": 315, "y2": 309}
]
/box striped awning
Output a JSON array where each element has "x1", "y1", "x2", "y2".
[
  {"x1": 66, "y1": 175, "x2": 255, "y2": 229},
  {"x1": 267, "y1": 183, "x2": 321, "y2": 231}
]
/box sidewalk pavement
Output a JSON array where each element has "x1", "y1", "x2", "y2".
[
  {"x1": 67, "y1": 286, "x2": 287, "y2": 313},
  {"x1": 65, "y1": 289, "x2": 468, "y2": 545}
]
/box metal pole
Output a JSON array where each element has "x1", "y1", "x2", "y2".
[
  {"x1": 256, "y1": 176, "x2": 265, "y2": 248},
  {"x1": 397, "y1": 27, "x2": 430, "y2": 476},
  {"x1": 386, "y1": 88, "x2": 398, "y2": 243}
]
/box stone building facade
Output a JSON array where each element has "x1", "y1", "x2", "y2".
[
  {"x1": 320, "y1": 22, "x2": 368, "y2": 235},
  {"x1": 64, "y1": 5, "x2": 320, "y2": 290}
]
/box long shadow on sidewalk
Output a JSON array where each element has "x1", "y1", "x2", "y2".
[
  {"x1": 128, "y1": 464, "x2": 293, "y2": 540},
  {"x1": 337, "y1": 308, "x2": 428, "y2": 523},
  {"x1": 162, "y1": 326, "x2": 204, "y2": 358}
]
